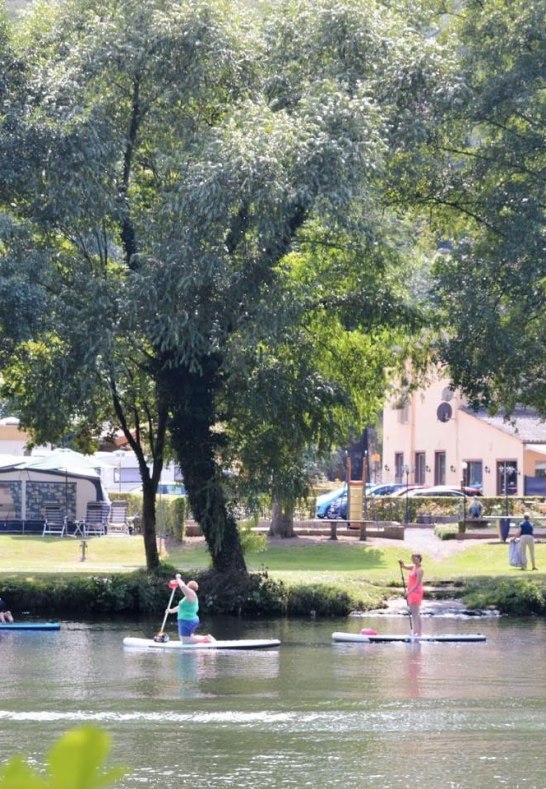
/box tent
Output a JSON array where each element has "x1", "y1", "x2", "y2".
[{"x1": 0, "y1": 449, "x2": 110, "y2": 530}]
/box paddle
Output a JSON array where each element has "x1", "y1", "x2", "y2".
[
  {"x1": 153, "y1": 579, "x2": 179, "y2": 643},
  {"x1": 398, "y1": 561, "x2": 413, "y2": 635}
]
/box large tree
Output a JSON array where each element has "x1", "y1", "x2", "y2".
[
  {"x1": 0, "y1": 0, "x2": 444, "y2": 573},
  {"x1": 427, "y1": 1, "x2": 546, "y2": 415}
]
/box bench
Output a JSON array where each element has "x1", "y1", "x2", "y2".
[{"x1": 329, "y1": 520, "x2": 404, "y2": 541}]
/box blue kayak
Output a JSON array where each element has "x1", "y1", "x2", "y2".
[{"x1": 0, "y1": 622, "x2": 60, "y2": 631}]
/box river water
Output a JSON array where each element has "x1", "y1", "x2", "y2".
[{"x1": 0, "y1": 614, "x2": 544, "y2": 788}]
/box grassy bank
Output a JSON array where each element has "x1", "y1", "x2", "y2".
[{"x1": 0, "y1": 535, "x2": 544, "y2": 616}]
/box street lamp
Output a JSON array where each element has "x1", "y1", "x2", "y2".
[
  {"x1": 461, "y1": 461, "x2": 468, "y2": 532},
  {"x1": 499, "y1": 462, "x2": 515, "y2": 543},
  {"x1": 114, "y1": 450, "x2": 125, "y2": 494},
  {"x1": 502, "y1": 462, "x2": 515, "y2": 516}
]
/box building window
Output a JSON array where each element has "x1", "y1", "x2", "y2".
[
  {"x1": 434, "y1": 452, "x2": 446, "y2": 486},
  {"x1": 114, "y1": 467, "x2": 141, "y2": 484},
  {"x1": 394, "y1": 453, "x2": 404, "y2": 483},
  {"x1": 497, "y1": 461, "x2": 518, "y2": 496},
  {"x1": 464, "y1": 461, "x2": 483, "y2": 490},
  {"x1": 397, "y1": 403, "x2": 409, "y2": 424},
  {"x1": 535, "y1": 462, "x2": 546, "y2": 478},
  {"x1": 414, "y1": 452, "x2": 426, "y2": 485}
]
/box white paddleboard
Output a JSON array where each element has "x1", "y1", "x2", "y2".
[
  {"x1": 123, "y1": 636, "x2": 281, "y2": 651},
  {"x1": 332, "y1": 631, "x2": 486, "y2": 643}
]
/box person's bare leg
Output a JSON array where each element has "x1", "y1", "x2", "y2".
[{"x1": 410, "y1": 603, "x2": 422, "y2": 637}]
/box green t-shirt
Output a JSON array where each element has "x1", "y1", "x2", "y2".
[{"x1": 178, "y1": 595, "x2": 199, "y2": 621}]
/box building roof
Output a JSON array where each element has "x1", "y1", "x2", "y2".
[{"x1": 462, "y1": 406, "x2": 546, "y2": 443}]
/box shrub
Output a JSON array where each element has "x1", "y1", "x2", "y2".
[
  {"x1": 286, "y1": 583, "x2": 353, "y2": 617},
  {"x1": 238, "y1": 520, "x2": 267, "y2": 554},
  {"x1": 464, "y1": 577, "x2": 546, "y2": 615},
  {"x1": 119, "y1": 492, "x2": 187, "y2": 540},
  {"x1": 195, "y1": 570, "x2": 286, "y2": 616},
  {"x1": 434, "y1": 524, "x2": 459, "y2": 540},
  {"x1": 0, "y1": 726, "x2": 125, "y2": 788}
]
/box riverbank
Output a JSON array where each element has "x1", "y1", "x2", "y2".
[{"x1": 0, "y1": 531, "x2": 544, "y2": 617}]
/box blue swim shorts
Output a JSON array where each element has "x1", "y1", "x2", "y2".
[{"x1": 178, "y1": 617, "x2": 200, "y2": 637}]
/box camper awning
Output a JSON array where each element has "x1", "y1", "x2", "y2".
[{"x1": 21, "y1": 448, "x2": 101, "y2": 479}]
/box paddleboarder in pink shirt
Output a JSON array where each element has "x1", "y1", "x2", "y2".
[{"x1": 399, "y1": 554, "x2": 424, "y2": 636}]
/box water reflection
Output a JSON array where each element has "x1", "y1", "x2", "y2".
[
  {"x1": 402, "y1": 642, "x2": 423, "y2": 698},
  {"x1": 1, "y1": 618, "x2": 546, "y2": 789},
  {"x1": 121, "y1": 643, "x2": 280, "y2": 701}
]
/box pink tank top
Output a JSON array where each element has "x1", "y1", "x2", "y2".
[{"x1": 409, "y1": 567, "x2": 423, "y2": 594}]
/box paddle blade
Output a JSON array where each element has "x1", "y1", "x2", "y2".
[
  {"x1": 153, "y1": 633, "x2": 169, "y2": 643},
  {"x1": 168, "y1": 580, "x2": 178, "y2": 589}
]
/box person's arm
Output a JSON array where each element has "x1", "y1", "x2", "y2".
[
  {"x1": 398, "y1": 560, "x2": 413, "y2": 572},
  {"x1": 166, "y1": 604, "x2": 180, "y2": 615},
  {"x1": 175, "y1": 573, "x2": 197, "y2": 602}
]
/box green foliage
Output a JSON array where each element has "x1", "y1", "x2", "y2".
[
  {"x1": 0, "y1": 570, "x2": 183, "y2": 616},
  {"x1": 156, "y1": 496, "x2": 187, "y2": 542},
  {"x1": 178, "y1": 569, "x2": 287, "y2": 616},
  {"x1": 238, "y1": 520, "x2": 267, "y2": 555},
  {"x1": 286, "y1": 583, "x2": 353, "y2": 617},
  {"x1": 0, "y1": 0, "x2": 446, "y2": 576},
  {"x1": 464, "y1": 577, "x2": 546, "y2": 616},
  {"x1": 0, "y1": 726, "x2": 125, "y2": 788},
  {"x1": 431, "y1": 0, "x2": 546, "y2": 416},
  {"x1": 433, "y1": 525, "x2": 458, "y2": 541},
  {"x1": 118, "y1": 492, "x2": 187, "y2": 541}
]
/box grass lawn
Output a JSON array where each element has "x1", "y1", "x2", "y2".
[
  {"x1": 0, "y1": 535, "x2": 149, "y2": 575},
  {"x1": 1, "y1": 535, "x2": 542, "y2": 600}
]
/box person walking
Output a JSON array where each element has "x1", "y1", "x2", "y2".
[
  {"x1": 399, "y1": 554, "x2": 424, "y2": 636},
  {"x1": 468, "y1": 497, "x2": 483, "y2": 519},
  {"x1": 166, "y1": 574, "x2": 215, "y2": 643},
  {"x1": 515, "y1": 512, "x2": 537, "y2": 571}
]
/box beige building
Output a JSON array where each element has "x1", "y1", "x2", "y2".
[
  {"x1": 382, "y1": 375, "x2": 546, "y2": 498},
  {"x1": 0, "y1": 417, "x2": 41, "y2": 455}
]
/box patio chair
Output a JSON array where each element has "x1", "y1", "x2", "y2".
[
  {"x1": 108, "y1": 500, "x2": 131, "y2": 534},
  {"x1": 81, "y1": 501, "x2": 110, "y2": 537},
  {"x1": 42, "y1": 504, "x2": 67, "y2": 537}
]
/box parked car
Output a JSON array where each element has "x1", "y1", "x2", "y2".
[
  {"x1": 325, "y1": 494, "x2": 348, "y2": 519},
  {"x1": 367, "y1": 483, "x2": 410, "y2": 496},
  {"x1": 324, "y1": 484, "x2": 416, "y2": 518},
  {"x1": 315, "y1": 486, "x2": 346, "y2": 518},
  {"x1": 404, "y1": 485, "x2": 466, "y2": 498}
]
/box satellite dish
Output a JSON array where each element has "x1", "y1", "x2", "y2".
[
  {"x1": 437, "y1": 403, "x2": 452, "y2": 423},
  {"x1": 441, "y1": 387, "x2": 454, "y2": 402}
]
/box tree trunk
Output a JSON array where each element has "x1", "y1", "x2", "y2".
[
  {"x1": 269, "y1": 498, "x2": 295, "y2": 538},
  {"x1": 141, "y1": 479, "x2": 161, "y2": 572},
  {"x1": 161, "y1": 359, "x2": 247, "y2": 575},
  {"x1": 111, "y1": 380, "x2": 167, "y2": 573}
]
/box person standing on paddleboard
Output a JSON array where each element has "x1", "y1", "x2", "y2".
[
  {"x1": 0, "y1": 597, "x2": 14, "y2": 623},
  {"x1": 166, "y1": 574, "x2": 215, "y2": 644},
  {"x1": 399, "y1": 554, "x2": 424, "y2": 636}
]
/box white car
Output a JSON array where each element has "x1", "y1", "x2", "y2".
[{"x1": 405, "y1": 485, "x2": 466, "y2": 498}]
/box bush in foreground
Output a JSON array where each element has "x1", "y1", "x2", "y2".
[{"x1": 0, "y1": 726, "x2": 124, "y2": 788}]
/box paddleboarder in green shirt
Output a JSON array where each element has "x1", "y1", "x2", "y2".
[{"x1": 166, "y1": 574, "x2": 215, "y2": 644}]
